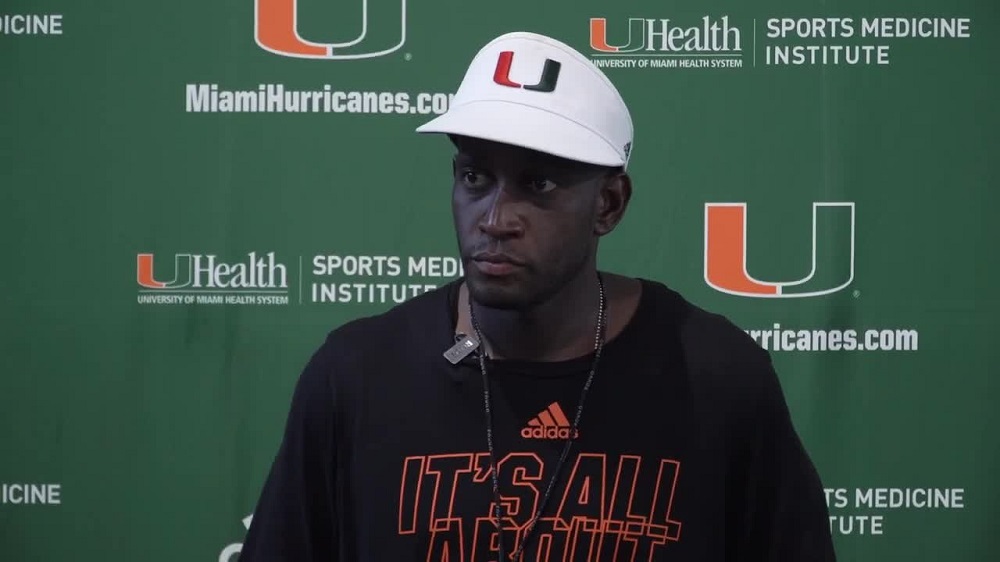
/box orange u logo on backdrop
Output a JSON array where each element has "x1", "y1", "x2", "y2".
[
  {"x1": 254, "y1": 0, "x2": 407, "y2": 59},
  {"x1": 589, "y1": 17, "x2": 647, "y2": 53},
  {"x1": 137, "y1": 253, "x2": 192, "y2": 289},
  {"x1": 704, "y1": 202, "x2": 856, "y2": 298}
]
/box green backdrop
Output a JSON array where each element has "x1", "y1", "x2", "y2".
[{"x1": 1, "y1": 0, "x2": 996, "y2": 560}]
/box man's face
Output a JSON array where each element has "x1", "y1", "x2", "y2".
[{"x1": 450, "y1": 135, "x2": 620, "y2": 310}]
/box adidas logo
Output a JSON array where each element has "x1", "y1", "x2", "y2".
[{"x1": 521, "y1": 402, "x2": 580, "y2": 440}]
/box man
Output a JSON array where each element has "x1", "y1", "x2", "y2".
[{"x1": 239, "y1": 31, "x2": 836, "y2": 561}]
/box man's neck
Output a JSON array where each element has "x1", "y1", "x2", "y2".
[{"x1": 461, "y1": 271, "x2": 603, "y2": 362}]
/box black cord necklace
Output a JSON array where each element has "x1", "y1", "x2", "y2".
[{"x1": 468, "y1": 272, "x2": 608, "y2": 561}]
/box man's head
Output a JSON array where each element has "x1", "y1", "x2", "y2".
[
  {"x1": 446, "y1": 134, "x2": 630, "y2": 310},
  {"x1": 416, "y1": 31, "x2": 634, "y2": 310}
]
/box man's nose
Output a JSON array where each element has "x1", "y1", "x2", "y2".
[{"x1": 479, "y1": 181, "x2": 524, "y2": 238}]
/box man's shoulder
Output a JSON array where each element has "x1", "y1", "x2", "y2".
[
  {"x1": 633, "y1": 277, "x2": 781, "y2": 419},
  {"x1": 636, "y1": 277, "x2": 772, "y2": 370}
]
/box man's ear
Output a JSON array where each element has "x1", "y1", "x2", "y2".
[{"x1": 594, "y1": 171, "x2": 632, "y2": 236}]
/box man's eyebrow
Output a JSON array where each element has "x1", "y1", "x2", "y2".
[
  {"x1": 530, "y1": 158, "x2": 594, "y2": 176},
  {"x1": 453, "y1": 152, "x2": 483, "y2": 164}
]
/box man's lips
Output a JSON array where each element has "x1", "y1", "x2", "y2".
[
  {"x1": 471, "y1": 252, "x2": 525, "y2": 275},
  {"x1": 472, "y1": 252, "x2": 524, "y2": 265}
]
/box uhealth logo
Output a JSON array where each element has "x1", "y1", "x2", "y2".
[
  {"x1": 492, "y1": 51, "x2": 561, "y2": 92},
  {"x1": 136, "y1": 253, "x2": 290, "y2": 305},
  {"x1": 254, "y1": 0, "x2": 406, "y2": 59},
  {"x1": 590, "y1": 16, "x2": 742, "y2": 54},
  {"x1": 704, "y1": 202, "x2": 855, "y2": 298}
]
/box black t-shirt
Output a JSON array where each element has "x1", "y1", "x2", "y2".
[{"x1": 239, "y1": 277, "x2": 836, "y2": 561}]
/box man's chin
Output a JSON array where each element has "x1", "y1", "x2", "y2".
[{"x1": 466, "y1": 274, "x2": 531, "y2": 311}]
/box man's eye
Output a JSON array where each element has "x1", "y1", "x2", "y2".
[
  {"x1": 528, "y1": 178, "x2": 557, "y2": 193},
  {"x1": 461, "y1": 171, "x2": 487, "y2": 188}
]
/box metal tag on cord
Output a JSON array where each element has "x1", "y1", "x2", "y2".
[{"x1": 444, "y1": 334, "x2": 480, "y2": 365}]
